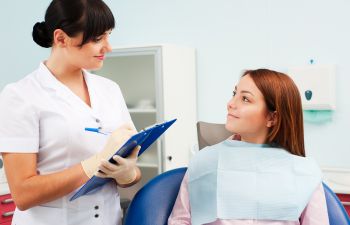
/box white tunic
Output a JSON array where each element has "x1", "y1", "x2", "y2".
[{"x1": 0, "y1": 63, "x2": 133, "y2": 225}]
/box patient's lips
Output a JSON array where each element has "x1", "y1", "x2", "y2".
[{"x1": 227, "y1": 113, "x2": 239, "y2": 119}]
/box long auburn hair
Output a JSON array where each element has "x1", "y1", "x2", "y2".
[{"x1": 242, "y1": 69, "x2": 305, "y2": 157}]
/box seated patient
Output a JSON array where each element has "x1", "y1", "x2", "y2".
[{"x1": 168, "y1": 69, "x2": 329, "y2": 225}]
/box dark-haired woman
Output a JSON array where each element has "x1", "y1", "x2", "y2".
[
  {"x1": 0, "y1": 0, "x2": 141, "y2": 224},
  {"x1": 168, "y1": 69, "x2": 329, "y2": 225}
]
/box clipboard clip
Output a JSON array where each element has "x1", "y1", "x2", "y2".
[{"x1": 141, "y1": 121, "x2": 166, "y2": 131}]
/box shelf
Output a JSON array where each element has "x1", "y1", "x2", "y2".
[
  {"x1": 137, "y1": 162, "x2": 158, "y2": 168},
  {"x1": 128, "y1": 108, "x2": 156, "y2": 113},
  {"x1": 322, "y1": 167, "x2": 350, "y2": 194}
]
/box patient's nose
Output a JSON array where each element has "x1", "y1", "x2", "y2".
[{"x1": 227, "y1": 97, "x2": 237, "y2": 110}]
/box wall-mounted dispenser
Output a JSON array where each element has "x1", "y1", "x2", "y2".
[{"x1": 288, "y1": 65, "x2": 336, "y2": 110}]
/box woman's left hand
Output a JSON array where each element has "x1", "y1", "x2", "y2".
[{"x1": 95, "y1": 145, "x2": 141, "y2": 186}]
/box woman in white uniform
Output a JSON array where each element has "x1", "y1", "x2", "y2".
[{"x1": 0, "y1": 0, "x2": 141, "y2": 224}]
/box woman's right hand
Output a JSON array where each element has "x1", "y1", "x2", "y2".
[
  {"x1": 99, "y1": 123, "x2": 137, "y2": 160},
  {"x1": 81, "y1": 123, "x2": 137, "y2": 178}
]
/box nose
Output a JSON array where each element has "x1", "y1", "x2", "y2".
[
  {"x1": 103, "y1": 39, "x2": 112, "y2": 53},
  {"x1": 227, "y1": 96, "x2": 237, "y2": 111},
  {"x1": 106, "y1": 41, "x2": 112, "y2": 53}
]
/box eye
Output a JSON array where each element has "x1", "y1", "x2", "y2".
[
  {"x1": 242, "y1": 96, "x2": 249, "y2": 102},
  {"x1": 232, "y1": 90, "x2": 236, "y2": 96},
  {"x1": 93, "y1": 36, "x2": 103, "y2": 42}
]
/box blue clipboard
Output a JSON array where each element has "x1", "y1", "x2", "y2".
[{"x1": 70, "y1": 119, "x2": 177, "y2": 201}]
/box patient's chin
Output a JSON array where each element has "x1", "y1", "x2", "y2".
[{"x1": 225, "y1": 123, "x2": 236, "y2": 133}]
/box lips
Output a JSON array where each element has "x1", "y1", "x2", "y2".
[
  {"x1": 95, "y1": 55, "x2": 105, "y2": 60},
  {"x1": 227, "y1": 113, "x2": 239, "y2": 119}
]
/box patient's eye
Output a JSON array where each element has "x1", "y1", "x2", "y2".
[
  {"x1": 242, "y1": 96, "x2": 249, "y2": 102},
  {"x1": 232, "y1": 90, "x2": 236, "y2": 96}
]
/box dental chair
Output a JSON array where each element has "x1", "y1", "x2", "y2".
[
  {"x1": 123, "y1": 122, "x2": 350, "y2": 225},
  {"x1": 123, "y1": 167, "x2": 186, "y2": 225},
  {"x1": 323, "y1": 183, "x2": 350, "y2": 225}
]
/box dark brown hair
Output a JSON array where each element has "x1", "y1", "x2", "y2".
[
  {"x1": 242, "y1": 69, "x2": 305, "y2": 157},
  {"x1": 32, "y1": 0, "x2": 115, "y2": 48}
]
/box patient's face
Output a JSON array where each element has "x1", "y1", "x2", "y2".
[{"x1": 225, "y1": 75, "x2": 271, "y2": 144}]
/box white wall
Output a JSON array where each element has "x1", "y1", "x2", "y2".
[
  {"x1": 0, "y1": 0, "x2": 349, "y2": 168},
  {"x1": 0, "y1": 1, "x2": 50, "y2": 87}
]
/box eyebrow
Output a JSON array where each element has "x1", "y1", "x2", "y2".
[
  {"x1": 241, "y1": 90, "x2": 254, "y2": 96},
  {"x1": 234, "y1": 86, "x2": 255, "y2": 96}
]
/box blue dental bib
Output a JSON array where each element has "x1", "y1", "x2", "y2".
[{"x1": 188, "y1": 140, "x2": 322, "y2": 225}]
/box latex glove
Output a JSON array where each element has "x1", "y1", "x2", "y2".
[
  {"x1": 81, "y1": 123, "x2": 137, "y2": 178},
  {"x1": 95, "y1": 145, "x2": 141, "y2": 186}
]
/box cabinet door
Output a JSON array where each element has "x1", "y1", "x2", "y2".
[{"x1": 159, "y1": 45, "x2": 197, "y2": 171}]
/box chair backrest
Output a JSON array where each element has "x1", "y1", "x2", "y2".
[
  {"x1": 323, "y1": 182, "x2": 350, "y2": 225},
  {"x1": 124, "y1": 167, "x2": 187, "y2": 225},
  {"x1": 197, "y1": 121, "x2": 232, "y2": 150}
]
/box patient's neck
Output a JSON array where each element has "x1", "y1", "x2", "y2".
[{"x1": 238, "y1": 133, "x2": 267, "y2": 145}]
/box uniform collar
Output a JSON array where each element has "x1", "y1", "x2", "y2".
[
  {"x1": 37, "y1": 62, "x2": 90, "y2": 92},
  {"x1": 36, "y1": 62, "x2": 65, "y2": 92},
  {"x1": 36, "y1": 62, "x2": 99, "y2": 118}
]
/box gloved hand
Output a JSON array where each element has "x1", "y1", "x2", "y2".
[
  {"x1": 95, "y1": 145, "x2": 141, "y2": 186},
  {"x1": 81, "y1": 123, "x2": 137, "y2": 178}
]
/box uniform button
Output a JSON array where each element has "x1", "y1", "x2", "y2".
[
  {"x1": 94, "y1": 214, "x2": 99, "y2": 218},
  {"x1": 94, "y1": 205, "x2": 99, "y2": 210}
]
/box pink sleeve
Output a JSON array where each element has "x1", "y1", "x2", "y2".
[
  {"x1": 168, "y1": 171, "x2": 192, "y2": 225},
  {"x1": 300, "y1": 183, "x2": 329, "y2": 225}
]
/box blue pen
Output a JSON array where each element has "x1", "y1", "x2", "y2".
[{"x1": 85, "y1": 127, "x2": 111, "y2": 135}]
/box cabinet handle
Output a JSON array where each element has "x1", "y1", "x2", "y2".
[
  {"x1": 167, "y1": 156, "x2": 172, "y2": 161},
  {"x1": 342, "y1": 201, "x2": 350, "y2": 206},
  {"x1": 1, "y1": 198, "x2": 14, "y2": 204},
  {"x1": 2, "y1": 211, "x2": 14, "y2": 217}
]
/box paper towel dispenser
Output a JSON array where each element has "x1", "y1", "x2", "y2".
[{"x1": 288, "y1": 65, "x2": 336, "y2": 110}]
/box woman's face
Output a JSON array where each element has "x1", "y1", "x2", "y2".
[
  {"x1": 226, "y1": 74, "x2": 273, "y2": 143},
  {"x1": 63, "y1": 31, "x2": 112, "y2": 70}
]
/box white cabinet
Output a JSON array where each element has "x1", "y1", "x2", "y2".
[{"x1": 93, "y1": 45, "x2": 197, "y2": 199}]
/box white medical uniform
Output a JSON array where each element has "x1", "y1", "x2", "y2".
[{"x1": 0, "y1": 62, "x2": 133, "y2": 225}]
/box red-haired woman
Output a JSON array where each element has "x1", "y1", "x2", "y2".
[{"x1": 168, "y1": 69, "x2": 329, "y2": 225}]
